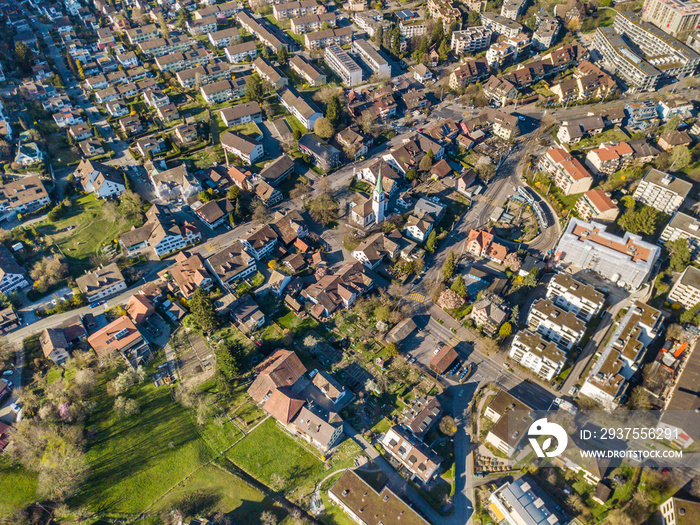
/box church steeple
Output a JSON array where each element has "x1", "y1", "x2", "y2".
[{"x1": 372, "y1": 166, "x2": 385, "y2": 224}]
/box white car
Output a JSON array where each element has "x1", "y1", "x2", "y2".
[
  {"x1": 10, "y1": 402, "x2": 21, "y2": 412},
  {"x1": 1, "y1": 370, "x2": 12, "y2": 377},
  {"x1": 569, "y1": 386, "x2": 579, "y2": 396}
]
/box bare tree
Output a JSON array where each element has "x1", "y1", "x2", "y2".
[{"x1": 260, "y1": 511, "x2": 278, "y2": 525}]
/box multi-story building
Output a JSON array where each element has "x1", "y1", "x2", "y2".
[
  {"x1": 633, "y1": 168, "x2": 691, "y2": 214},
  {"x1": 304, "y1": 27, "x2": 353, "y2": 50},
  {"x1": 642, "y1": 0, "x2": 700, "y2": 37},
  {"x1": 399, "y1": 18, "x2": 427, "y2": 39},
  {"x1": 139, "y1": 36, "x2": 193, "y2": 58},
  {"x1": 659, "y1": 496, "x2": 700, "y2": 525},
  {"x1": 186, "y1": 15, "x2": 218, "y2": 36},
  {"x1": 483, "y1": 390, "x2": 533, "y2": 457},
  {"x1": 509, "y1": 330, "x2": 566, "y2": 381},
  {"x1": 595, "y1": 11, "x2": 700, "y2": 91},
  {"x1": 575, "y1": 189, "x2": 620, "y2": 224},
  {"x1": 155, "y1": 46, "x2": 209, "y2": 73},
  {"x1": 224, "y1": 41, "x2": 257, "y2": 63},
  {"x1": 290, "y1": 13, "x2": 337, "y2": 34},
  {"x1": 657, "y1": 97, "x2": 694, "y2": 120},
  {"x1": 449, "y1": 59, "x2": 490, "y2": 90},
  {"x1": 278, "y1": 86, "x2": 322, "y2": 129},
  {"x1": 352, "y1": 39, "x2": 391, "y2": 78},
  {"x1": 483, "y1": 75, "x2": 518, "y2": 106},
  {"x1": 76, "y1": 263, "x2": 127, "y2": 303},
  {"x1": 450, "y1": 26, "x2": 492, "y2": 55},
  {"x1": 324, "y1": 45, "x2": 363, "y2": 86},
  {"x1": 557, "y1": 115, "x2": 604, "y2": 144},
  {"x1": 490, "y1": 477, "x2": 571, "y2": 525},
  {"x1": 119, "y1": 204, "x2": 201, "y2": 258},
  {"x1": 0, "y1": 176, "x2": 50, "y2": 220},
  {"x1": 206, "y1": 241, "x2": 257, "y2": 290},
  {"x1": 0, "y1": 246, "x2": 29, "y2": 295},
  {"x1": 125, "y1": 24, "x2": 159, "y2": 45},
  {"x1": 668, "y1": 265, "x2": 700, "y2": 308},
  {"x1": 556, "y1": 218, "x2": 661, "y2": 290},
  {"x1": 539, "y1": 147, "x2": 594, "y2": 196},
  {"x1": 546, "y1": 273, "x2": 605, "y2": 321},
  {"x1": 298, "y1": 134, "x2": 341, "y2": 172},
  {"x1": 427, "y1": 0, "x2": 461, "y2": 24},
  {"x1": 533, "y1": 11, "x2": 560, "y2": 50},
  {"x1": 242, "y1": 225, "x2": 278, "y2": 260},
  {"x1": 237, "y1": 11, "x2": 291, "y2": 52},
  {"x1": 87, "y1": 315, "x2": 151, "y2": 369},
  {"x1": 290, "y1": 55, "x2": 327, "y2": 86},
  {"x1": 480, "y1": 12, "x2": 523, "y2": 38},
  {"x1": 221, "y1": 130, "x2": 264, "y2": 165},
  {"x1": 207, "y1": 27, "x2": 241, "y2": 48},
  {"x1": 176, "y1": 63, "x2": 231, "y2": 89},
  {"x1": 527, "y1": 298, "x2": 585, "y2": 350},
  {"x1": 660, "y1": 211, "x2": 700, "y2": 260},
  {"x1": 252, "y1": 57, "x2": 288, "y2": 90},
  {"x1": 501, "y1": 0, "x2": 528, "y2": 20},
  {"x1": 273, "y1": 0, "x2": 318, "y2": 20},
  {"x1": 219, "y1": 102, "x2": 263, "y2": 127},
  {"x1": 585, "y1": 142, "x2": 634, "y2": 176},
  {"x1": 380, "y1": 426, "x2": 440, "y2": 483},
  {"x1": 201, "y1": 79, "x2": 246, "y2": 105}
]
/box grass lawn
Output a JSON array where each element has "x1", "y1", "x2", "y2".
[
  {"x1": 48, "y1": 134, "x2": 81, "y2": 168},
  {"x1": 226, "y1": 417, "x2": 325, "y2": 493},
  {"x1": 349, "y1": 177, "x2": 372, "y2": 194},
  {"x1": 318, "y1": 471, "x2": 357, "y2": 525},
  {"x1": 72, "y1": 379, "x2": 213, "y2": 514},
  {"x1": 582, "y1": 9, "x2": 617, "y2": 33},
  {"x1": 286, "y1": 115, "x2": 307, "y2": 136},
  {"x1": 275, "y1": 309, "x2": 320, "y2": 334},
  {"x1": 0, "y1": 458, "x2": 38, "y2": 518},
  {"x1": 568, "y1": 127, "x2": 629, "y2": 152},
  {"x1": 146, "y1": 463, "x2": 283, "y2": 525},
  {"x1": 34, "y1": 194, "x2": 133, "y2": 277},
  {"x1": 232, "y1": 121, "x2": 263, "y2": 140}
]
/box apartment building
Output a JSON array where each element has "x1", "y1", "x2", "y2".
[
  {"x1": 155, "y1": 46, "x2": 209, "y2": 73},
  {"x1": 642, "y1": 0, "x2": 700, "y2": 37},
  {"x1": 201, "y1": 79, "x2": 246, "y2": 105},
  {"x1": 399, "y1": 18, "x2": 427, "y2": 39},
  {"x1": 632, "y1": 168, "x2": 691, "y2": 214},
  {"x1": 237, "y1": 11, "x2": 290, "y2": 52},
  {"x1": 480, "y1": 12, "x2": 523, "y2": 38},
  {"x1": 546, "y1": 273, "x2": 605, "y2": 321},
  {"x1": 509, "y1": 330, "x2": 566, "y2": 381},
  {"x1": 125, "y1": 24, "x2": 159, "y2": 45},
  {"x1": 252, "y1": 57, "x2": 288, "y2": 90},
  {"x1": 224, "y1": 41, "x2": 257, "y2": 63},
  {"x1": 659, "y1": 496, "x2": 700, "y2": 525},
  {"x1": 557, "y1": 115, "x2": 604, "y2": 144},
  {"x1": 176, "y1": 63, "x2": 231, "y2": 89},
  {"x1": 0, "y1": 176, "x2": 51, "y2": 220},
  {"x1": 585, "y1": 142, "x2": 634, "y2": 176},
  {"x1": 352, "y1": 39, "x2": 391, "y2": 78},
  {"x1": 450, "y1": 26, "x2": 492, "y2": 55},
  {"x1": 324, "y1": 45, "x2": 363, "y2": 87},
  {"x1": 483, "y1": 390, "x2": 533, "y2": 457},
  {"x1": 119, "y1": 204, "x2": 201, "y2": 258},
  {"x1": 490, "y1": 477, "x2": 570, "y2": 525},
  {"x1": 289, "y1": 56, "x2": 326, "y2": 86},
  {"x1": 76, "y1": 263, "x2": 127, "y2": 303},
  {"x1": 556, "y1": 218, "x2": 661, "y2": 289},
  {"x1": 527, "y1": 298, "x2": 585, "y2": 350},
  {"x1": 219, "y1": 102, "x2": 263, "y2": 127},
  {"x1": 273, "y1": 0, "x2": 318, "y2": 20},
  {"x1": 208, "y1": 27, "x2": 241, "y2": 48},
  {"x1": 575, "y1": 189, "x2": 620, "y2": 223},
  {"x1": 221, "y1": 131, "x2": 264, "y2": 165},
  {"x1": 304, "y1": 27, "x2": 353, "y2": 50},
  {"x1": 427, "y1": 0, "x2": 461, "y2": 24},
  {"x1": 353, "y1": 11, "x2": 391, "y2": 38},
  {"x1": 501, "y1": 0, "x2": 527, "y2": 20},
  {"x1": 206, "y1": 242, "x2": 257, "y2": 289},
  {"x1": 0, "y1": 246, "x2": 29, "y2": 295},
  {"x1": 660, "y1": 211, "x2": 700, "y2": 260},
  {"x1": 290, "y1": 13, "x2": 337, "y2": 34},
  {"x1": 668, "y1": 266, "x2": 700, "y2": 307},
  {"x1": 533, "y1": 11, "x2": 560, "y2": 50},
  {"x1": 278, "y1": 87, "x2": 322, "y2": 129},
  {"x1": 483, "y1": 75, "x2": 518, "y2": 106},
  {"x1": 594, "y1": 27, "x2": 662, "y2": 92},
  {"x1": 88, "y1": 315, "x2": 151, "y2": 369},
  {"x1": 449, "y1": 59, "x2": 490, "y2": 90},
  {"x1": 186, "y1": 15, "x2": 218, "y2": 36},
  {"x1": 380, "y1": 426, "x2": 440, "y2": 483},
  {"x1": 139, "y1": 36, "x2": 193, "y2": 58},
  {"x1": 539, "y1": 147, "x2": 594, "y2": 196}
]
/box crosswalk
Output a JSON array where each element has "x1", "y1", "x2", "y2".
[
  {"x1": 448, "y1": 335, "x2": 462, "y2": 348},
  {"x1": 408, "y1": 292, "x2": 426, "y2": 303}
]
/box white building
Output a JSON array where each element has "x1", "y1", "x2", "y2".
[
  {"x1": 546, "y1": 273, "x2": 605, "y2": 321},
  {"x1": 661, "y1": 211, "x2": 700, "y2": 261},
  {"x1": 633, "y1": 168, "x2": 691, "y2": 215},
  {"x1": 352, "y1": 39, "x2": 391, "y2": 78},
  {"x1": 76, "y1": 263, "x2": 127, "y2": 303},
  {"x1": 527, "y1": 298, "x2": 585, "y2": 351},
  {"x1": 451, "y1": 26, "x2": 492, "y2": 55},
  {"x1": 509, "y1": 330, "x2": 566, "y2": 381},
  {"x1": 668, "y1": 266, "x2": 700, "y2": 308},
  {"x1": 0, "y1": 246, "x2": 29, "y2": 294},
  {"x1": 324, "y1": 45, "x2": 362, "y2": 87}
]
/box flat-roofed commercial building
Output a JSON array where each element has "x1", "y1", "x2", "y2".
[
  {"x1": 324, "y1": 45, "x2": 363, "y2": 86},
  {"x1": 352, "y1": 39, "x2": 391, "y2": 78},
  {"x1": 556, "y1": 218, "x2": 660, "y2": 289}
]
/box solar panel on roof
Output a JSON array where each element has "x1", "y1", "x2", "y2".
[{"x1": 115, "y1": 328, "x2": 130, "y2": 340}]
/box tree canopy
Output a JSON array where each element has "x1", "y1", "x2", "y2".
[{"x1": 189, "y1": 289, "x2": 219, "y2": 332}]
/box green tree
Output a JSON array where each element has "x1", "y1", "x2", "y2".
[
  {"x1": 406, "y1": 169, "x2": 418, "y2": 181},
  {"x1": 510, "y1": 305, "x2": 520, "y2": 325},
  {"x1": 522, "y1": 268, "x2": 539, "y2": 288},
  {"x1": 374, "y1": 305, "x2": 390, "y2": 322},
  {"x1": 15, "y1": 42, "x2": 34, "y2": 75},
  {"x1": 176, "y1": 7, "x2": 192, "y2": 28},
  {"x1": 442, "y1": 251, "x2": 456, "y2": 280},
  {"x1": 419, "y1": 153, "x2": 433, "y2": 172},
  {"x1": 374, "y1": 25, "x2": 384, "y2": 48},
  {"x1": 680, "y1": 303, "x2": 700, "y2": 324},
  {"x1": 234, "y1": 198, "x2": 243, "y2": 221},
  {"x1": 277, "y1": 45, "x2": 289, "y2": 66},
  {"x1": 662, "y1": 115, "x2": 681, "y2": 133},
  {"x1": 666, "y1": 238, "x2": 691, "y2": 272},
  {"x1": 670, "y1": 145, "x2": 691, "y2": 171},
  {"x1": 292, "y1": 129, "x2": 302, "y2": 141},
  {"x1": 636, "y1": 206, "x2": 660, "y2": 235},
  {"x1": 216, "y1": 340, "x2": 245, "y2": 381},
  {"x1": 438, "y1": 40, "x2": 450, "y2": 62},
  {"x1": 189, "y1": 289, "x2": 219, "y2": 332},
  {"x1": 391, "y1": 29, "x2": 401, "y2": 56},
  {"x1": 245, "y1": 73, "x2": 263, "y2": 103},
  {"x1": 385, "y1": 343, "x2": 399, "y2": 357},
  {"x1": 499, "y1": 322, "x2": 512, "y2": 338},
  {"x1": 326, "y1": 94, "x2": 341, "y2": 126},
  {"x1": 308, "y1": 193, "x2": 338, "y2": 226},
  {"x1": 314, "y1": 116, "x2": 335, "y2": 139},
  {"x1": 425, "y1": 229, "x2": 437, "y2": 253},
  {"x1": 431, "y1": 19, "x2": 444, "y2": 45},
  {"x1": 158, "y1": 13, "x2": 169, "y2": 38},
  {"x1": 227, "y1": 185, "x2": 240, "y2": 202},
  {"x1": 451, "y1": 274, "x2": 467, "y2": 298}
]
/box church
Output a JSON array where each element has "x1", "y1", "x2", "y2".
[{"x1": 349, "y1": 169, "x2": 386, "y2": 228}]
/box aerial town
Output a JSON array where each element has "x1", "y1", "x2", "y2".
[{"x1": 2, "y1": 0, "x2": 700, "y2": 523}]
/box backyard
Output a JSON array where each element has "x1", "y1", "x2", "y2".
[{"x1": 568, "y1": 127, "x2": 630, "y2": 153}]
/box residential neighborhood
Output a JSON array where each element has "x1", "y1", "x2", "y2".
[{"x1": 2, "y1": 0, "x2": 700, "y2": 524}]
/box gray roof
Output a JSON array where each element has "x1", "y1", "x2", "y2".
[
  {"x1": 498, "y1": 475, "x2": 570, "y2": 525},
  {"x1": 641, "y1": 169, "x2": 692, "y2": 198},
  {"x1": 666, "y1": 211, "x2": 700, "y2": 238},
  {"x1": 298, "y1": 134, "x2": 339, "y2": 161}
]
